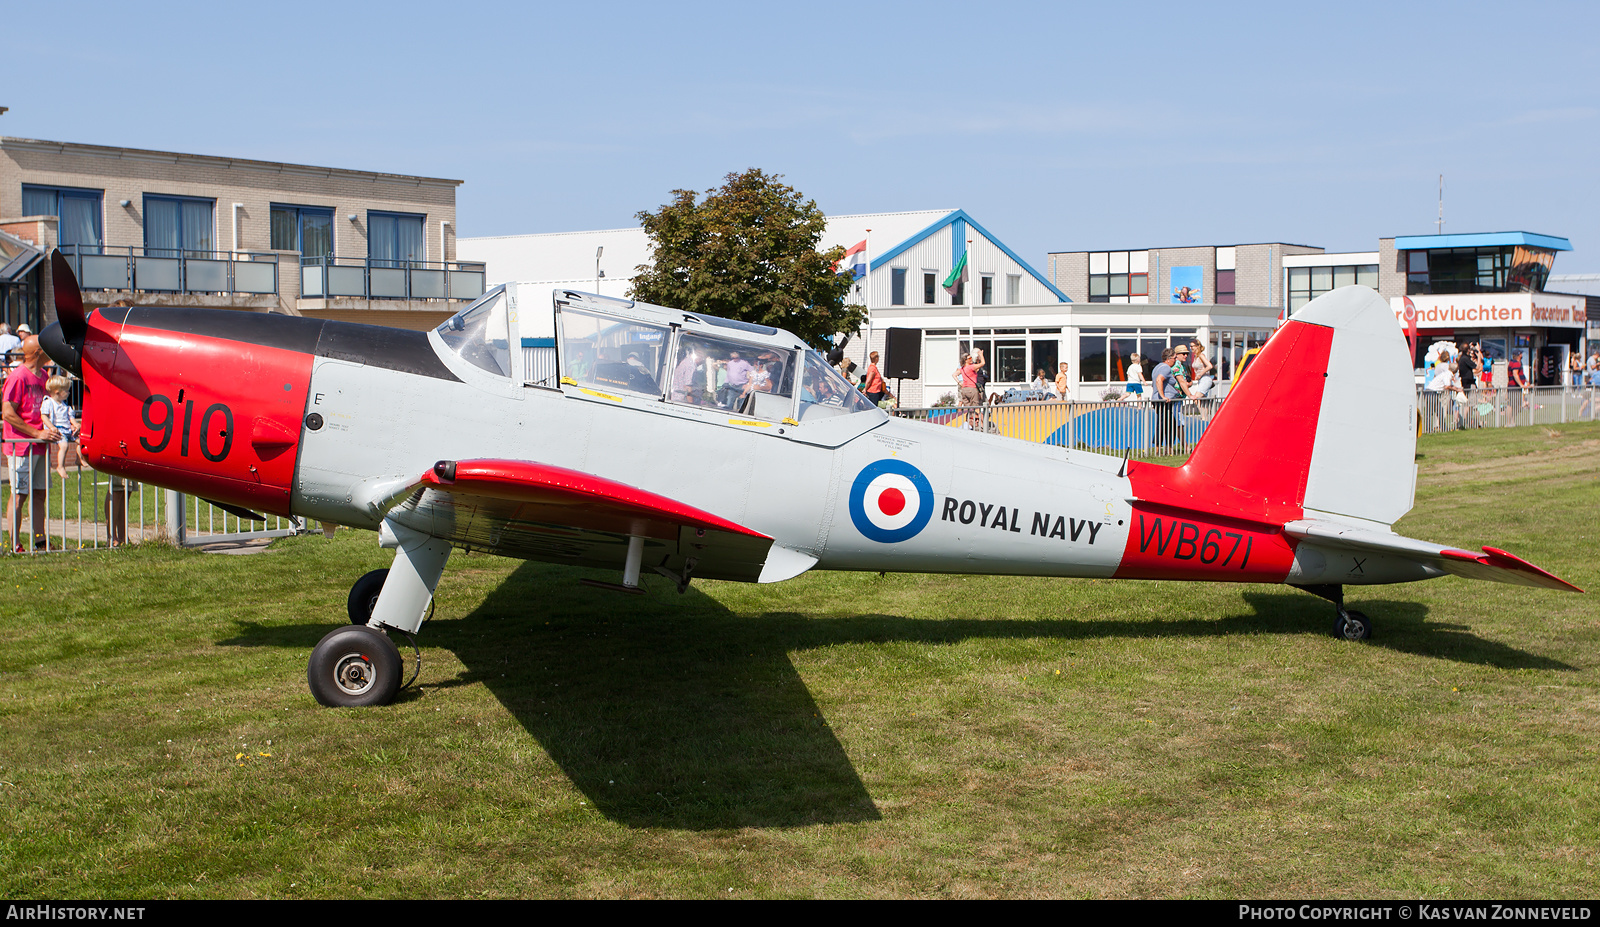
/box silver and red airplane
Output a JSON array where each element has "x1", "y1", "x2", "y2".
[{"x1": 38, "y1": 251, "x2": 1578, "y2": 707}]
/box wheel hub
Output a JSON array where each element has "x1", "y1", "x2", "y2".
[{"x1": 334, "y1": 652, "x2": 375, "y2": 695}]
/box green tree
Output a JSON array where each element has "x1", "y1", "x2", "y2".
[{"x1": 630, "y1": 169, "x2": 864, "y2": 350}]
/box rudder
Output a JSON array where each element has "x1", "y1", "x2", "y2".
[{"x1": 1159, "y1": 286, "x2": 1416, "y2": 526}]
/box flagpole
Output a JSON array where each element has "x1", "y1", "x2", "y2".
[
  {"x1": 863, "y1": 227, "x2": 872, "y2": 373},
  {"x1": 967, "y1": 237, "x2": 974, "y2": 368}
]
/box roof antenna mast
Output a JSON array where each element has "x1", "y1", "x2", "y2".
[{"x1": 1437, "y1": 174, "x2": 1444, "y2": 234}]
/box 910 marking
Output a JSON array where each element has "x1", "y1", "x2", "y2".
[{"x1": 140, "y1": 394, "x2": 233, "y2": 463}]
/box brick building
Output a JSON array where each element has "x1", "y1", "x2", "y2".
[
  {"x1": 1049, "y1": 232, "x2": 1587, "y2": 381},
  {"x1": 1046, "y1": 242, "x2": 1325, "y2": 307},
  {"x1": 0, "y1": 136, "x2": 484, "y2": 333}
]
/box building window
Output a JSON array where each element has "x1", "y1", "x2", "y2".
[
  {"x1": 1087, "y1": 251, "x2": 1148, "y2": 304},
  {"x1": 891, "y1": 268, "x2": 907, "y2": 305},
  {"x1": 1030, "y1": 339, "x2": 1058, "y2": 380},
  {"x1": 1289, "y1": 264, "x2": 1379, "y2": 311},
  {"x1": 923, "y1": 272, "x2": 936, "y2": 305},
  {"x1": 1215, "y1": 247, "x2": 1237, "y2": 305},
  {"x1": 1078, "y1": 328, "x2": 1109, "y2": 381},
  {"x1": 1006, "y1": 274, "x2": 1021, "y2": 305},
  {"x1": 368, "y1": 211, "x2": 426, "y2": 266},
  {"x1": 981, "y1": 275, "x2": 994, "y2": 306},
  {"x1": 924, "y1": 327, "x2": 1061, "y2": 386},
  {"x1": 1209, "y1": 329, "x2": 1270, "y2": 381},
  {"x1": 144, "y1": 194, "x2": 215, "y2": 256},
  {"x1": 271, "y1": 204, "x2": 334, "y2": 258},
  {"x1": 1215, "y1": 270, "x2": 1236, "y2": 304},
  {"x1": 22, "y1": 185, "x2": 102, "y2": 251},
  {"x1": 1406, "y1": 252, "x2": 1429, "y2": 294},
  {"x1": 1078, "y1": 327, "x2": 1195, "y2": 384},
  {"x1": 1405, "y1": 246, "x2": 1543, "y2": 295},
  {"x1": 990, "y1": 329, "x2": 1026, "y2": 382}
]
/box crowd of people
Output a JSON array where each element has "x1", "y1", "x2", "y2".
[
  {"x1": 2, "y1": 325, "x2": 74, "y2": 553},
  {"x1": 1417, "y1": 340, "x2": 1600, "y2": 432},
  {"x1": 937, "y1": 340, "x2": 1221, "y2": 446},
  {"x1": 1, "y1": 322, "x2": 140, "y2": 553},
  {"x1": 1422, "y1": 341, "x2": 1486, "y2": 432}
]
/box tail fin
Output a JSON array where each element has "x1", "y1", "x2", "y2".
[{"x1": 1141, "y1": 286, "x2": 1416, "y2": 526}]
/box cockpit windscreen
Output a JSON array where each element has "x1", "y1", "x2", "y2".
[{"x1": 436, "y1": 286, "x2": 511, "y2": 377}]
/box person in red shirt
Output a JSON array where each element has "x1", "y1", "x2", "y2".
[
  {"x1": 955, "y1": 352, "x2": 984, "y2": 406},
  {"x1": 864, "y1": 351, "x2": 889, "y2": 406},
  {"x1": 1506, "y1": 350, "x2": 1530, "y2": 422},
  {"x1": 3, "y1": 336, "x2": 62, "y2": 552}
]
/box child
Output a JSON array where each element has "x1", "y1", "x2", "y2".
[{"x1": 41, "y1": 376, "x2": 78, "y2": 480}]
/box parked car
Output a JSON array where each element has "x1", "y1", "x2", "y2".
[{"x1": 999, "y1": 387, "x2": 1052, "y2": 404}]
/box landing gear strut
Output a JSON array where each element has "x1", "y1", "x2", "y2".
[
  {"x1": 1291, "y1": 583, "x2": 1373, "y2": 641},
  {"x1": 308, "y1": 518, "x2": 453, "y2": 707}
]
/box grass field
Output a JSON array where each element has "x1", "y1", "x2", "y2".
[{"x1": 1, "y1": 423, "x2": 1597, "y2": 899}]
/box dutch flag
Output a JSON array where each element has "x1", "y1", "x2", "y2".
[{"x1": 840, "y1": 239, "x2": 867, "y2": 280}]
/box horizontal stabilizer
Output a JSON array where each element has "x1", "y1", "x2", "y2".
[{"x1": 1285, "y1": 520, "x2": 1580, "y2": 593}]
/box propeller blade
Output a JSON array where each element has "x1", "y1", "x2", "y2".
[
  {"x1": 50, "y1": 250, "x2": 87, "y2": 344},
  {"x1": 827, "y1": 331, "x2": 853, "y2": 366},
  {"x1": 201, "y1": 498, "x2": 266, "y2": 522}
]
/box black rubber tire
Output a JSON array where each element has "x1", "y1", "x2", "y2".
[
  {"x1": 307, "y1": 625, "x2": 403, "y2": 707},
  {"x1": 1335, "y1": 610, "x2": 1373, "y2": 642},
  {"x1": 347, "y1": 569, "x2": 390, "y2": 625}
]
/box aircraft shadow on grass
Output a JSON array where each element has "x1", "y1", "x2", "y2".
[{"x1": 220, "y1": 563, "x2": 1571, "y2": 831}]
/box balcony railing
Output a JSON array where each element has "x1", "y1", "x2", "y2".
[
  {"x1": 58, "y1": 245, "x2": 279, "y2": 295},
  {"x1": 301, "y1": 256, "x2": 485, "y2": 301}
]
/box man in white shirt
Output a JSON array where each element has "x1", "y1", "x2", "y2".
[{"x1": 1424, "y1": 347, "x2": 1452, "y2": 432}]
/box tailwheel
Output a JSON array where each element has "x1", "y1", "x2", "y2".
[
  {"x1": 1334, "y1": 609, "x2": 1372, "y2": 642},
  {"x1": 307, "y1": 625, "x2": 403, "y2": 707},
  {"x1": 347, "y1": 569, "x2": 390, "y2": 624}
]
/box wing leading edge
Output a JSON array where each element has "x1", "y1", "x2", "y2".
[{"x1": 384, "y1": 458, "x2": 810, "y2": 584}]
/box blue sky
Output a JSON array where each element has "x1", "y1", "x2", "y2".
[{"x1": 9, "y1": 0, "x2": 1599, "y2": 270}]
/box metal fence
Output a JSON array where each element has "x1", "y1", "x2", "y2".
[
  {"x1": 58, "y1": 245, "x2": 278, "y2": 296},
  {"x1": 1417, "y1": 385, "x2": 1600, "y2": 434},
  {"x1": 2, "y1": 440, "x2": 317, "y2": 555},
  {"x1": 894, "y1": 397, "x2": 1223, "y2": 457},
  {"x1": 301, "y1": 256, "x2": 486, "y2": 301},
  {"x1": 894, "y1": 384, "x2": 1600, "y2": 456}
]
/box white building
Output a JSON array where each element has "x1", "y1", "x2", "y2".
[
  {"x1": 457, "y1": 209, "x2": 969, "y2": 301},
  {"x1": 461, "y1": 209, "x2": 1281, "y2": 405},
  {"x1": 865, "y1": 300, "x2": 1280, "y2": 406}
]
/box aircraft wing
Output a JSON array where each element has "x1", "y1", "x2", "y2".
[
  {"x1": 382, "y1": 458, "x2": 809, "y2": 584},
  {"x1": 1285, "y1": 519, "x2": 1582, "y2": 592}
]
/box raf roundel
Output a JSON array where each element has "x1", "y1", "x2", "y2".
[{"x1": 849, "y1": 459, "x2": 935, "y2": 544}]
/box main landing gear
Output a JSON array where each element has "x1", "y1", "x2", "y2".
[
  {"x1": 1291, "y1": 583, "x2": 1373, "y2": 641},
  {"x1": 308, "y1": 519, "x2": 452, "y2": 707}
]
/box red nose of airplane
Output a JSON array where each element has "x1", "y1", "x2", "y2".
[{"x1": 75, "y1": 304, "x2": 316, "y2": 518}]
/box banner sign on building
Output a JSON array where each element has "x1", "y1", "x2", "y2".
[
  {"x1": 1388, "y1": 294, "x2": 1585, "y2": 329},
  {"x1": 1170, "y1": 266, "x2": 1203, "y2": 304}
]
